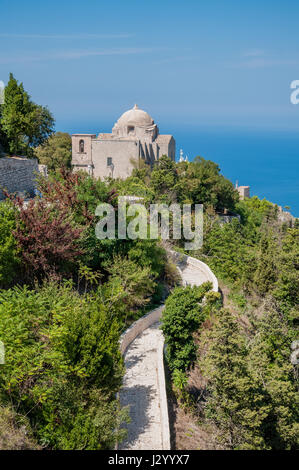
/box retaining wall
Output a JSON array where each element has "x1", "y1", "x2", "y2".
[
  {"x1": 120, "y1": 305, "x2": 165, "y2": 355},
  {"x1": 119, "y1": 252, "x2": 218, "y2": 450},
  {"x1": 0, "y1": 157, "x2": 38, "y2": 200},
  {"x1": 169, "y1": 250, "x2": 218, "y2": 292},
  {"x1": 119, "y1": 305, "x2": 170, "y2": 449}
]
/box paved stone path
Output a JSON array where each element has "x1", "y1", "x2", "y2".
[
  {"x1": 176, "y1": 261, "x2": 207, "y2": 287},
  {"x1": 119, "y1": 254, "x2": 217, "y2": 450},
  {"x1": 119, "y1": 322, "x2": 164, "y2": 450}
]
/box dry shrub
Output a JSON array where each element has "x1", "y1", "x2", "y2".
[{"x1": 0, "y1": 406, "x2": 40, "y2": 450}]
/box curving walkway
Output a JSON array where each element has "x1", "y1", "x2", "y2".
[
  {"x1": 119, "y1": 322, "x2": 165, "y2": 450},
  {"x1": 119, "y1": 252, "x2": 218, "y2": 450}
]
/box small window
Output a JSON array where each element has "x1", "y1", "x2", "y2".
[
  {"x1": 128, "y1": 126, "x2": 135, "y2": 135},
  {"x1": 107, "y1": 157, "x2": 113, "y2": 166},
  {"x1": 79, "y1": 139, "x2": 84, "y2": 153}
]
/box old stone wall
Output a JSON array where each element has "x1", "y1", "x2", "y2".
[
  {"x1": 169, "y1": 250, "x2": 219, "y2": 292},
  {"x1": 72, "y1": 134, "x2": 95, "y2": 168},
  {"x1": 91, "y1": 139, "x2": 138, "y2": 179},
  {"x1": 0, "y1": 157, "x2": 39, "y2": 200},
  {"x1": 120, "y1": 305, "x2": 165, "y2": 355}
]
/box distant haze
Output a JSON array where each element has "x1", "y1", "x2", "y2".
[{"x1": 1, "y1": 0, "x2": 298, "y2": 214}]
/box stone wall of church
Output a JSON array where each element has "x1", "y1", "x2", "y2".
[
  {"x1": 72, "y1": 134, "x2": 94, "y2": 167},
  {"x1": 168, "y1": 138, "x2": 176, "y2": 161},
  {"x1": 158, "y1": 137, "x2": 176, "y2": 161},
  {"x1": 91, "y1": 139, "x2": 139, "y2": 179},
  {"x1": 0, "y1": 157, "x2": 38, "y2": 200}
]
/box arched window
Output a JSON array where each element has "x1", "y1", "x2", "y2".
[{"x1": 79, "y1": 139, "x2": 84, "y2": 153}]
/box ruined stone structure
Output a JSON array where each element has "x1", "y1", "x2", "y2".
[
  {"x1": 0, "y1": 156, "x2": 39, "y2": 200},
  {"x1": 72, "y1": 105, "x2": 176, "y2": 179}
]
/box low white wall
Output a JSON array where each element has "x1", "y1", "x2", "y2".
[
  {"x1": 169, "y1": 250, "x2": 218, "y2": 292},
  {"x1": 157, "y1": 334, "x2": 171, "y2": 450},
  {"x1": 119, "y1": 304, "x2": 170, "y2": 450},
  {"x1": 119, "y1": 251, "x2": 218, "y2": 355},
  {"x1": 119, "y1": 252, "x2": 218, "y2": 450},
  {"x1": 120, "y1": 305, "x2": 165, "y2": 355}
]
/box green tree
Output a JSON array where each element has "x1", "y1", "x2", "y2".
[
  {"x1": 161, "y1": 283, "x2": 212, "y2": 372},
  {"x1": 112, "y1": 175, "x2": 154, "y2": 203},
  {"x1": 0, "y1": 111, "x2": 8, "y2": 156},
  {"x1": 0, "y1": 281, "x2": 126, "y2": 449},
  {"x1": 235, "y1": 196, "x2": 276, "y2": 243},
  {"x1": 248, "y1": 306, "x2": 299, "y2": 450},
  {"x1": 177, "y1": 156, "x2": 239, "y2": 211},
  {"x1": 0, "y1": 201, "x2": 20, "y2": 287},
  {"x1": 0, "y1": 73, "x2": 54, "y2": 156},
  {"x1": 253, "y1": 231, "x2": 278, "y2": 294},
  {"x1": 200, "y1": 309, "x2": 270, "y2": 449},
  {"x1": 35, "y1": 132, "x2": 71, "y2": 170},
  {"x1": 201, "y1": 217, "x2": 251, "y2": 285},
  {"x1": 273, "y1": 228, "x2": 299, "y2": 311},
  {"x1": 150, "y1": 155, "x2": 178, "y2": 202}
]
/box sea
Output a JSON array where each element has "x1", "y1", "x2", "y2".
[
  {"x1": 172, "y1": 126, "x2": 299, "y2": 218},
  {"x1": 65, "y1": 123, "x2": 299, "y2": 218}
]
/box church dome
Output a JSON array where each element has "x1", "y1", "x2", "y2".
[{"x1": 116, "y1": 104, "x2": 154, "y2": 127}]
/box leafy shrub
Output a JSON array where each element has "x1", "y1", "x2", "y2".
[
  {"x1": 200, "y1": 309, "x2": 270, "y2": 450},
  {"x1": 161, "y1": 283, "x2": 212, "y2": 372},
  {"x1": 0, "y1": 281, "x2": 125, "y2": 449},
  {"x1": 172, "y1": 369, "x2": 190, "y2": 407},
  {"x1": 35, "y1": 132, "x2": 72, "y2": 170},
  {"x1": 200, "y1": 307, "x2": 299, "y2": 450},
  {"x1": 38, "y1": 168, "x2": 110, "y2": 225},
  {"x1": 100, "y1": 256, "x2": 157, "y2": 327},
  {"x1": 127, "y1": 239, "x2": 166, "y2": 279},
  {"x1": 0, "y1": 201, "x2": 20, "y2": 287},
  {"x1": 11, "y1": 197, "x2": 83, "y2": 280}
]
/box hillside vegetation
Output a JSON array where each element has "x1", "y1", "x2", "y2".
[{"x1": 0, "y1": 76, "x2": 297, "y2": 449}]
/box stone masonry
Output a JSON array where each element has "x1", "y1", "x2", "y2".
[
  {"x1": 0, "y1": 157, "x2": 39, "y2": 200},
  {"x1": 72, "y1": 104, "x2": 176, "y2": 179}
]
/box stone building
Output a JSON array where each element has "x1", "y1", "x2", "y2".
[
  {"x1": 72, "y1": 105, "x2": 176, "y2": 179},
  {"x1": 236, "y1": 184, "x2": 250, "y2": 200}
]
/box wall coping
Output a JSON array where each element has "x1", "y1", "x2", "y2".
[{"x1": 169, "y1": 249, "x2": 218, "y2": 292}]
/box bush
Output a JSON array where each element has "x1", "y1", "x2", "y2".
[
  {"x1": 200, "y1": 307, "x2": 299, "y2": 450},
  {"x1": 10, "y1": 197, "x2": 84, "y2": 280},
  {"x1": 0, "y1": 405, "x2": 40, "y2": 450},
  {"x1": 0, "y1": 201, "x2": 20, "y2": 287},
  {"x1": 200, "y1": 309, "x2": 270, "y2": 449},
  {"x1": 161, "y1": 283, "x2": 212, "y2": 372},
  {"x1": 35, "y1": 132, "x2": 72, "y2": 171},
  {"x1": 0, "y1": 281, "x2": 125, "y2": 449}
]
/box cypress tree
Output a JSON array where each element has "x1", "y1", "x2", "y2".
[{"x1": 0, "y1": 73, "x2": 54, "y2": 156}]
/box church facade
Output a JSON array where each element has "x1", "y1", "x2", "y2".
[{"x1": 71, "y1": 105, "x2": 176, "y2": 179}]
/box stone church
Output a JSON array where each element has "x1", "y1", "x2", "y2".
[{"x1": 72, "y1": 104, "x2": 176, "y2": 179}]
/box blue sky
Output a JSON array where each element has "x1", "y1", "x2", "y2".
[{"x1": 1, "y1": 0, "x2": 299, "y2": 134}]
